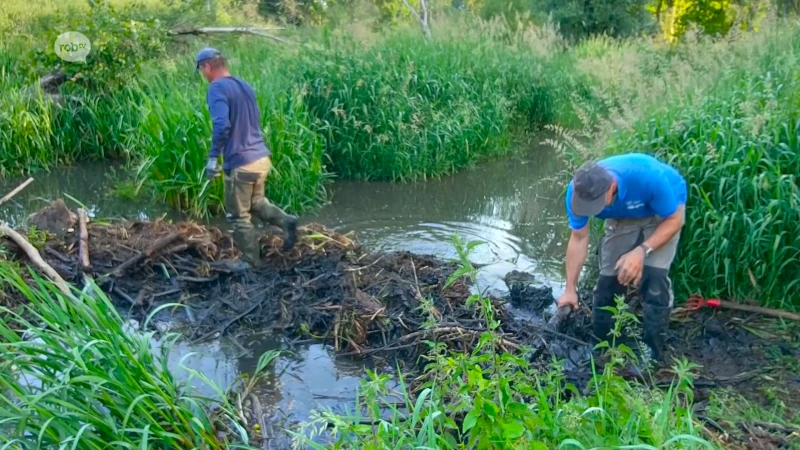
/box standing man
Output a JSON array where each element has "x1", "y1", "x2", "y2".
[
  {"x1": 196, "y1": 47, "x2": 297, "y2": 265},
  {"x1": 556, "y1": 153, "x2": 687, "y2": 362}
]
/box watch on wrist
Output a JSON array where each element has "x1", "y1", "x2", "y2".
[{"x1": 640, "y1": 244, "x2": 653, "y2": 258}]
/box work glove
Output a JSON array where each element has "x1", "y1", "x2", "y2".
[{"x1": 205, "y1": 158, "x2": 221, "y2": 180}]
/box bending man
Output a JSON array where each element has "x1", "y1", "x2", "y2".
[
  {"x1": 196, "y1": 48, "x2": 297, "y2": 264},
  {"x1": 556, "y1": 153, "x2": 686, "y2": 361}
]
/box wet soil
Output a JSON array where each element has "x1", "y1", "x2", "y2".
[{"x1": 1, "y1": 212, "x2": 798, "y2": 449}]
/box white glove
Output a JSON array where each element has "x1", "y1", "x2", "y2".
[{"x1": 205, "y1": 159, "x2": 221, "y2": 179}]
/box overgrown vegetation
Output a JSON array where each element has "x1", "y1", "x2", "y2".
[{"x1": 543, "y1": 19, "x2": 800, "y2": 310}]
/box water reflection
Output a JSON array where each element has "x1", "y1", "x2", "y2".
[
  {"x1": 0, "y1": 163, "x2": 179, "y2": 227},
  {"x1": 310, "y1": 148, "x2": 569, "y2": 295},
  {"x1": 152, "y1": 327, "x2": 364, "y2": 423}
]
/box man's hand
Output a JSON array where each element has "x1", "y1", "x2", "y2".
[
  {"x1": 615, "y1": 246, "x2": 645, "y2": 286},
  {"x1": 556, "y1": 290, "x2": 579, "y2": 311},
  {"x1": 205, "y1": 159, "x2": 221, "y2": 180}
]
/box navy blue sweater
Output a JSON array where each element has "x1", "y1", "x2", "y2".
[{"x1": 206, "y1": 76, "x2": 270, "y2": 172}]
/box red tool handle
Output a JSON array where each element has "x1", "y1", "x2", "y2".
[{"x1": 705, "y1": 298, "x2": 721, "y2": 308}]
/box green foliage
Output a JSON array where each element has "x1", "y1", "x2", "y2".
[
  {"x1": 671, "y1": 0, "x2": 735, "y2": 38},
  {"x1": 297, "y1": 23, "x2": 583, "y2": 181},
  {"x1": 291, "y1": 237, "x2": 713, "y2": 449},
  {"x1": 0, "y1": 265, "x2": 253, "y2": 448},
  {"x1": 257, "y1": 0, "x2": 330, "y2": 24},
  {"x1": 28, "y1": 2, "x2": 167, "y2": 92},
  {"x1": 24, "y1": 226, "x2": 48, "y2": 249},
  {"x1": 530, "y1": 0, "x2": 656, "y2": 40},
  {"x1": 606, "y1": 29, "x2": 800, "y2": 310}
]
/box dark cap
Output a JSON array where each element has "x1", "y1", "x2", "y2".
[
  {"x1": 571, "y1": 161, "x2": 613, "y2": 216},
  {"x1": 195, "y1": 47, "x2": 223, "y2": 69}
]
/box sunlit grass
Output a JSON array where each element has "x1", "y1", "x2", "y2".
[{"x1": 602, "y1": 24, "x2": 800, "y2": 310}]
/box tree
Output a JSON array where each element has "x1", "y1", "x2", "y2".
[{"x1": 531, "y1": 0, "x2": 656, "y2": 40}]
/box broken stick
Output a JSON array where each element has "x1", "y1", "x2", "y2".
[
  {"x1": 0, "y1": 223, "x2": 71, "y2": 296},
  {"x1": 0, "y1": 177, "x2": 34, "y2": 208},
  {"x1": 110, "y1": 232, "x2": 182, "y2": 277},
  {"x1": 77, "y1": 208, "x2": 90, "y2": 273}
]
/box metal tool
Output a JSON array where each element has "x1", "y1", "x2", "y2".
[{"x1": 685, "y1": 294, "x2": 800, "y2": 321}]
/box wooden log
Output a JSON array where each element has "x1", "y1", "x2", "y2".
[
  {"x1": 77, "y1": 208, "x2": 91, "y2": 273},
  {"x1": 168, "y1": 26, "x2": 287, "y2": 43},
  {"x1": 0, "y1": 177, "x2": 34, "y2": 208},
  {"x1": 0, "y1": 223, "x2": 71, "y2": 296}
]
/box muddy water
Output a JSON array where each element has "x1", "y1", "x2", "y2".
[
  {"x1": 310, "y1": 149, "x2": 568, "y2": 296},
  {"x1": 0, "y1": 148, "x2": 570, "y2": 427}
]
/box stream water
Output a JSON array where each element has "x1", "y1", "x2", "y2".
[{"x1": 0, "y1": 148, "x2": 569, "y2": 429}]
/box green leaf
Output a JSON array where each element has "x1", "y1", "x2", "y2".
[
  {"x1": 466, "y1": 240, "x2": 486, "y2": 252},
  {"x1": 530, "y1": 442, "x2": 549, "y2": 450},
  {"x1": 558, "y1": 439, "x2": 586, "y2": 450},
  {"x1": 507, "y1": 401, "x2": 529, "y2": 415},
  {"x1": 501, "y1": 421, "x2": 524, "y2": 439},
  {"x1": 462, "y1": 409, "x2": 478, "y2": 432},
  {"x1": 482, "y1": 400, "x2": 498, "y2": 418}
]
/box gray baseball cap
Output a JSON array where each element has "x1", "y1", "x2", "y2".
[
  {"x1": 571, "y1": 161, "x2": 613, "y2": 216},
  {"x1": 195, "y1": 47, "x2": 222, "y2": 69}
]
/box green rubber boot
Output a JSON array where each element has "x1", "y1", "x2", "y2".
[{"x1": 234, "y1": 229, "x2": 263, "y2": 268}]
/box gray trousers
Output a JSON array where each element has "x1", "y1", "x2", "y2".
[
  {"x1": 598, "y1": 216, "x2": 680, "y2": 307},
  {"x1": 593, "y1": 216, "x2": 681, "y2": 357}
]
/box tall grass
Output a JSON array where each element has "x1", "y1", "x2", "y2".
[
  {"x1": 571, "y1": 20, "x2": 800, "y2": 309},
  {"x1": 296, "y1": 22, "x2": 584, "y2": 181},
  {"x1": 0, "y1": 264, "x2": 256, "y2": 448}
]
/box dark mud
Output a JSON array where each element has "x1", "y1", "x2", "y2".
[{"x1": 2, "y1": 212, "x2": 798, "y2": 449}]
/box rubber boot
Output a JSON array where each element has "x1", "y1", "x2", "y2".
[
  {"x1": 282, "y1": 215, "x2": 298, "y2": 251},
  {"x1": 234, "y1": 229, "x2": 263, "y2": 267},
  {"x1": 642, "y1": 303, "x2": 671, "y2": 363},
  {"x1": 592, "y1": 275, "x2": 626, "y2": 344},
  {"x1": 639, "y1": 266, "x2": 673, "y2": 363},
  {"x1": 589, "y1": 275, "x2": 626, "y2": 369}
]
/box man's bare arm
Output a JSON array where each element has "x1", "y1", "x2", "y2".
[
  {"x1": 564, "y1": 225, "x2": 590, "y2": 294},
  {"x1": 643, "y1": 205, "x2": 685, "y2": 251}
]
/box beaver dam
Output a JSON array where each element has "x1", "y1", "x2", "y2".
[
  {"x1": 1, "y1": 201, "x2": 799, "y2": 449},
  {"x1": 1, "y1": 201, "x2": 590, "y2": 361}
]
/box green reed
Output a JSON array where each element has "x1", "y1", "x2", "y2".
[
  {"x1": 606, "y1": 26, "x2": 800, "y2": 309},
  {"x1": 0, "y1": 265, "x2": 252, "y2": 449},
  {"x1": 296, "y1": 24, "x2": 583, "y2": 181}
]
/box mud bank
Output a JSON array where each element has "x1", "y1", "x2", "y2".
[{"x1": 1, "y1": 211, "x2": 798, "y2": 449}]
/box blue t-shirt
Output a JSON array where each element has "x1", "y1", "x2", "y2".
[
  {"x1": 566, "y1": 153, "x2": 687, "y2": 230},
  {"x1": 207, "y1": 76, "x2": 271, "y2": 172}
]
